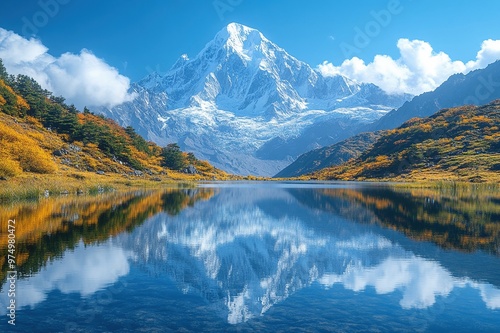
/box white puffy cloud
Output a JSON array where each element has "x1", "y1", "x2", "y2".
[
  {"x1": 467, "y1": 39, "x2": 500, "y2": 70},
  {"x1": 319, "y1": 257, "x2": 455, "y2": 309},
  {"x1": 476, "y1": 283, "x2": 500, "y2": 310},
  {"x1": 0, "y1": 28, "x2": 136, "y2": 108},
  {"x1": 319, "y1": 256, "x2": 500, "y2": 310},
  {"x1": 0, "y1": 241, "x2": 130, "y2": 313},
  {"x1": 318, "y1": 38, "x2": 500, "y2": 95},
  {"x1": 45, "y1": 50, "x2": 136, "y2": 108}
]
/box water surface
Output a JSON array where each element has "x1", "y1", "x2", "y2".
[{"x1": 1, "y1": 183, "x2": 499, "y2": 332}]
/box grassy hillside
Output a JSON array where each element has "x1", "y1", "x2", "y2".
[
  {"x1": 0, "y1": 60, "x2": 233, "y2": 199},
  {"x1": 312, "y1": 101, "x2": 500, "y2": 182},
  {"x1": 274, "y1": 131, "x2": 382, "y2": 178}
]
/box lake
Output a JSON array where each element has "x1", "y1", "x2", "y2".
[{"x1": 1, "y1": 182, "x2": 499, "y2": 332}]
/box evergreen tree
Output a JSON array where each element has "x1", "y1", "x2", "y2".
[
  {"x1": 0, "y1": 80, "x2": 19, "y2": 116},
  {"x1": 12, "y1": 75, "x2": 50, "y2": 118},
  {"x1": 162, "y1": 143, "x2": 186, "y2": 170},
  {"x1": 125, "y1": 126, "x2": 152, "y2": 155},
  {"x1": 0, "y1": 58, "x2": 8, "y2": 82},
  {"x1": 187, "y1": 152, "x2": 197, "y2": 163}
]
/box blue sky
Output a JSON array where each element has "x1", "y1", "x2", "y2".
[
  {"x1": 1, "y1": 0, "x2": 499, "y2": 80},
  {"x1": 1, "y1": 0, "x2": 500, "y2": 107}
]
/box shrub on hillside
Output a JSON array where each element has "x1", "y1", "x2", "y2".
[
  {"x1": 0, "y1": 156, "x2": 22, "y2": 178},
  {"x1": 0, "y1": 121, "x2": 57, "y2": 174}
]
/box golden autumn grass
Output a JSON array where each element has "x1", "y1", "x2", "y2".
[
  {"x1": 0, "y1": 119, "x2": 57, "y2": 176},
  {"x1": 0, "y1": 111, "x2": 241, "y2": 202},
  {"x1": 0, "y1": 72, "x2": 243, "y2": 202}
]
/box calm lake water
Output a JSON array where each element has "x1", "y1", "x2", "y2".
[{"x1": 1, "y1": 182, "x2": 500, "y2": 332}]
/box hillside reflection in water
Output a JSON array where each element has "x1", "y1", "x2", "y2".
[{"x1": 1, "y1": 183, "x2": 499, "y2": 332}]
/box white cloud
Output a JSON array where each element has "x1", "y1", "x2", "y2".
[
  {"x1": 467, "y1": 39, "x2": 500, "y2": 70},
  {"x1": 318, "y1": 38, "x2": 500, "y2": 95},
  {"x1": 477, "y1": 283, "x2": 500, "y2": 310},
  {"x1": 46, "y1": 50, "x2": 136, "y2": 108},
  {"x1": 0, "y1": 28, "x2": 136, "y2": 108},
  {"x1": 319, "y1": 257, "x2": 455, "y2": 309},
  {"x1": 319, "y1": 256, "x2": 500, "y2": 310},
  {"x1": 0, "y1": 241, "x2": 130, "y2": 313}
]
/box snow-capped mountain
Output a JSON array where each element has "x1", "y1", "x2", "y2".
[{"x1": 95, "y1": 23, "x2": 410, "y2": 175}]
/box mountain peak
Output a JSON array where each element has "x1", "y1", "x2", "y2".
[
  {"x1": 214, "y1": 22, "x2": 267, "y2": 57},
  {"x1": 98, "y1": 22, "x2": 410, "y2": 176},
  {"x1": 223, "y1": 22, "x2": 260, "y2": 38},
  {"x1": 226, "y1": 22, "x2": 254, "y2": 34}
]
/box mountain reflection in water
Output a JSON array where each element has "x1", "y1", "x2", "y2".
[{"x1": 0, "y1": 183, "x2": 499, "y2": 331}]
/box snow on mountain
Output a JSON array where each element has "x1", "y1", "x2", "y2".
[{"x1": 94, "y1": 23, "x2": 410, "y2": 175}]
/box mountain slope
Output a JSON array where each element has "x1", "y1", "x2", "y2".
[
  {"x1": 277, "y1": 60, "x2": 500, "y2": 179},
  {"x1": 0, "y1": 62, "x2": 228, "y2": 187},
  {"x1": 312, "y1": 101, "x2": 500, "y2": 182},
  {"x1": 95, "y1": 23, "x2": 410, "y2": 176},
  {"x1": 371, "y1": 60, "x2": 500, "y2": 131},
  {"x1": 274, "y1": 131, "x2": 382, "y2": 178}
]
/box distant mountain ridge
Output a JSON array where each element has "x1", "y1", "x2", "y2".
[
  {"x1": 371, "y1": 60, "x2": 500, "y2": 131},
  {"x1": 312, "y1": 100, "x2": 500, "y2": 182},
  {"x1": 274, "y1": 131, "x2": 382, "y2": 178},
  {"x1": 95, "y1": 23, "x2": 410, "y2": 176},
  {"x1": 276, "y1": 60, "x2": 500, "y2": 179}
]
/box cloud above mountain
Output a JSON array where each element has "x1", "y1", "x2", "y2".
[
  {"x1": 0, "y1": 28, "x2": 136, "y2": 108},
  {"x1": 318, "y1": 38, "x2": 500, "y2": 95}
]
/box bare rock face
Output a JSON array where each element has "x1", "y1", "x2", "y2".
[{"x1": 183, "y1": 165, "x2": 197, "y2": 174}]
